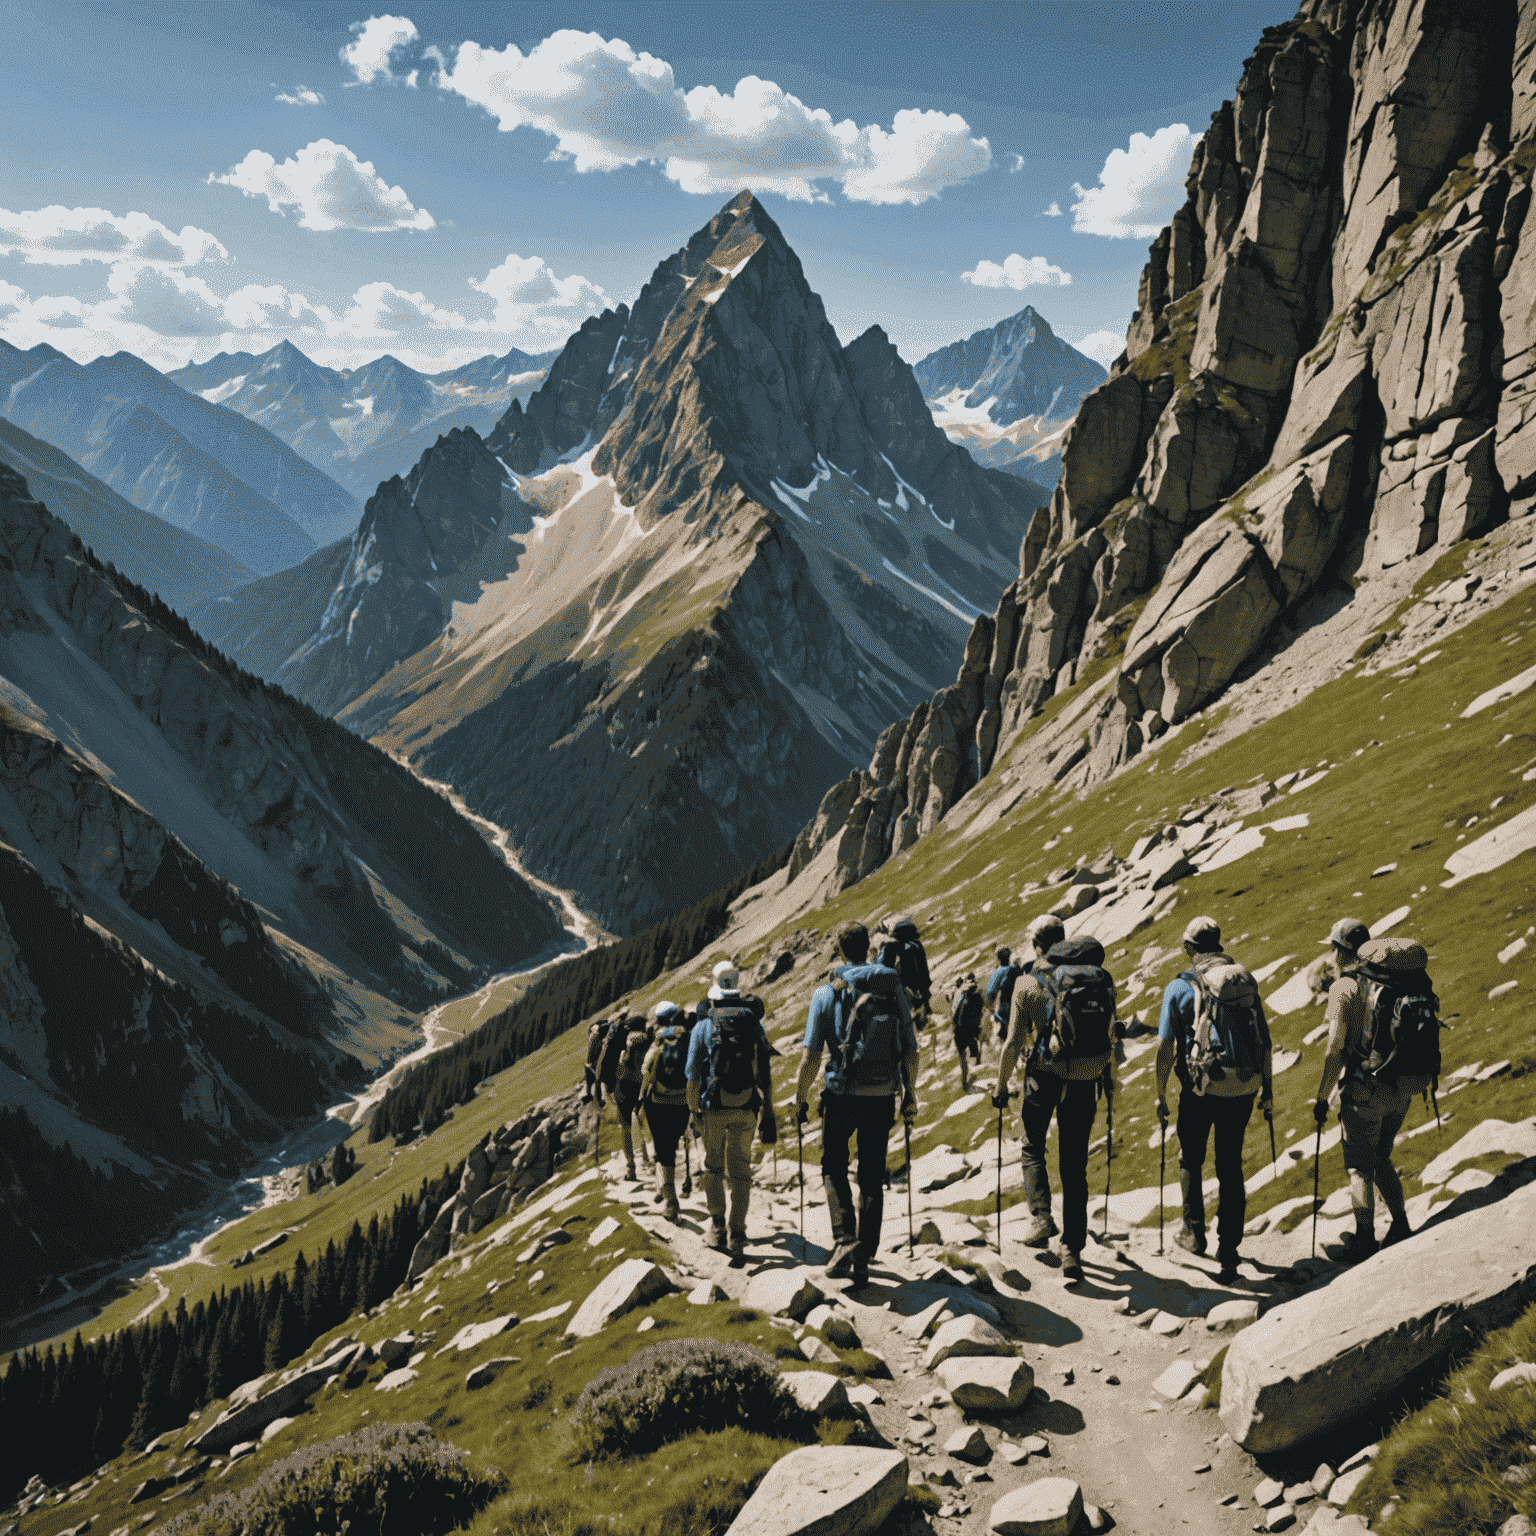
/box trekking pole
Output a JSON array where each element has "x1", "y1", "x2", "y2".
[
  {"x1": 1311, "y1": 1117, "x2": 1323, "y2": 1260},
  {"x1": 1267, "y1": 1106, "x2": 1278, "y2": 1177},
  {"x1": 682, "y1": 1131, "x2": 692, "y2": 1199},
  {"x1": 995, "y1": 1100, "x2": 1004, "y2": 1254},
  {"x1": 1103, "y1": 1078, "x2": 1113, "y2": 1241},
  {"x1": 905, "y1": 1116, "x2": 915, "y2": 1255},
  {"x1": 1431, "y1": 1084, "x2": 1442, "y2": 1145},
  {"x1": 594, "y1": 1100, "x2": 602, "y2": 1170},
  {"x1": 1158, "y1": 1118, "x2": 1166, "y2": 1257},
  {"x1": 796, "y1": 1110, "x2": 805, "y2": 1241}
]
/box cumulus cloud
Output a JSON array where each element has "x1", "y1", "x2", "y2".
[
  {"x1": 275, "y1": 84, "x2": 325, "y2": 105},
  {"x1": 210, "y1": 139, "x2": 435, "y2": 232},
  {"x1": 961, "y1": 253, "x2": 1071, "y2": 289},
  {"x1": 1043, "y1": 201, "x2": 1062, "y2": 217},
  {"x1": 469, "y1": 253, "x2": 607, "y2": 332},
  {"x1": 431, "y1": 27, "x2": 989, "y2": 204},
  {"x1": 0, "y1": 205, "x2": 228, "y2": 269},
  {"x1": 1008, "y1": 153, "x2": 1025, "y2": 174},
  {"x1": 1071, "y1": 123, "x2": 1197, "y2": 239},
  {"x1": 342, "y1": 15, "x2": 418, "y2": 84},
  {"x1": 1074, "y1": 329, "x2": 1126, "y2": 368}
]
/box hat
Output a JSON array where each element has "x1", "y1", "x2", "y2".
[
  {"x1": 1182, "y1": 915, "x2": 1222, "y2": 948},
  {"x1": 711, "y1": 961, "x2": 740, "y2": 990},
  {"x1": 654, "y1": 1000, "x2": 680, "y2": 1020},
  {"x1": 1320, "y1": 917, "x2": 1370, "y2": 951}
]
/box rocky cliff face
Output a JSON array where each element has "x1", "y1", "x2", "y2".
[{"x1": 792, "y1": 0, "x2": 1532, "y2": 889}]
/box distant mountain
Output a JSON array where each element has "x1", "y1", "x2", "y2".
[
  {"x1": 193, "y1": 192, "x2": 1047, "y2": 932},
  {"x1": 168, "y1": 341, "x2": 559, "y2": 499},
  {"x1": 0, "y1": 417, "x2": 252, "y2": 609},
  {"x1": 0, "y1": 459, "x2": 564, "y2": 1308},
  {"x1": 0, "y1": 339, "x2": 359, "y2": 569},
  {"x1": 914, "y1": 307, "x2": 1106, "y2": 487}
]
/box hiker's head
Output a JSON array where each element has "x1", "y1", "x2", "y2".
[
  {"x1": 654, "y1": 1000, "x2": 680, "y2": 1025},
  {"x1": 710, "y1": 960, "x2": 740, "y2": 996},
  {"x1": 1321, "y1": 916, "x2": 1370, "y2": 960},
  {"x1": 1027, "y1": 915, "x2": 1065, "y2": 959},
  {"x1": 836, "y1": 922, "x2": 870, "y2": 963},
  {"x1": 996, "y1": 946, "x2": 1011, "y2": 964},
  {"x1": 1182, "y1": 915, "x2": 1222, "y2": 955}
]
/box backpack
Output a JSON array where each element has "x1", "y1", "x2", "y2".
[
  {"x1": 823, "y1": 968, "x2": 904, "y2": 1095},
  {"x1": 597, "y1": 1021, "x2": 629, "y2": 1088},
  {"x1": 952, "y1": 985, "x2": 983, "y2": 1045},
  {"x1": 1186, "y1": 952, "x2": 1269, "y2": 1096},
  {"x1": 1355, "y1": 939, "x2": 1440, "y2": 1092},
  {"x1": 620, "y1": 1030, "x2": 649, "y2": 1083},
  {"x1": 992, "y1": 963, "x2": 1023, "y2": 1021},
  {"x1": 585, "y1": 1023, "x2": 607, "y2": 1071},
  {"x1": 650, "y1": 1024, "x2": 690, "y2": 1101},
  {"x1": 1036, "y1": 938, "x2": 1116, "y2": 1081},
  {"x1": 707, "y1": 1001, "x2": 761, "y2": 1110},
  {"x1": 879, "y1": 922, "x2": 932, "y2": 1001}
]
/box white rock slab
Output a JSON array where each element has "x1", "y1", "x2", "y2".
[
  {"x1": 373, "y1": 1368, "x2": 416, "y2": 1394},
  {"x1": 745, "y1": 1269, "x2": 826, "y2": 1322},
  {"x1": 937, "y1": 1356, "x2": 1034, "y2": 1413},
  {"x1": 782, "y1": 1370, "x2": 849, "y2": 1416},
  {"x1": 1500, "y1": 937, "x2": 1529, "y2": 965},
  {"x1": 724, "y1": 1446, "x2": 907, "y2": 1536},
  {"x1": 1443, "y1": 803, "x2": 1536, "y2": 888},
  {"x1": 445, "y1": 1314, "x2": 517, "y2": 1352},
  {"x1": 524, "y1": 1301, "x2": 572, "y2": 1325},
  {"x1": 1196, "y1": 827, "x2": 1268, "y2": 873},
  {"x1": 946, "y1": 1426, "x2": 990, "y2": 1462},
  {"x1": 566, "y1": 1260, "x2": 673, "y2": 1338},
  {"x1": 910, "y1": 1147, "x2": 973, "y2": 1192},
  {"x1": 1299, "y1": 1510, "x2": 1370, "y2": 1534},
  {"x1": 688, "y1": 1281, "x2": 730, "y2": 1304},
  {"x1": 465, "y1": 1356, "x2": 519, "y2": 1390},
  {"x1": 587, "y1": 1215, "x2": 622, "y2": 1247},
  {"x1": 1205, "y1": 1299, "x2": 1261, "y2": 1331},
  {"x1": 987, "y1": 1478, "x2": 1084, "y2": 1536},
  {"x1": 1221, "y1": 1180, "x2": 1536, "y2": 1452},
  {"x1": 925, "y1": 1314, "x2": 1013, "y2": 1371},
  {"x1": 946, "y1": 1093, "x2": 987, "y2": 1120},
  {"x1": 1153, "y1": 1361, "x2": 1201, "y2": 1400},
  {"x1": 1461, "y1": 661, "x2": 1536, "y2": 717},
  {"x1": 1419, "y1": 1117, "x2": 1536, "y2": 1187},
  {"x1": 1325, "y1": 1466, "x2": 1371, "y2": 1507},
  {"x1": 1488, "y1": 1361, "x2": 1536, "y2": 1393}
]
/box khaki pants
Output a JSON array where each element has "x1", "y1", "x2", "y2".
[
  {"x1": 1340, "y1": 1076, "x2": 1411, "y2": 1227},
  {"x1": 700, "y1": 1107, "x2": 756, "y2": 1239}
]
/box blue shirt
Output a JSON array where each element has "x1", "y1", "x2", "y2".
[
  {"x1": 1157, "y1": 974, "x2": 1198, "y2": 1043},
  {"x1": 804, "y1": 963, "x2": 918, "y2": 1090},
  {"x1": 985, "y1": 963, "x2": 1022, "y2": 1015}
]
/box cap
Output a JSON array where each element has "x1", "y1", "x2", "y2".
[
  {"x1": 711, "y1": 961, "x2": 740, "y2": 991},
  {"x1": 1320, "y1": 917, "x2": 1370, "y2": 951},
  {"x1": 1182, "y1": 914, "x2": 1222, "y2": 948},
  {"x1": 654, "y1": 999, "x2": 680, "y2": 1019}
]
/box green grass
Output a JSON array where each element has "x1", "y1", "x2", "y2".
[{"x1": 1349, "y1": 1301, "x2": 1536, "y2": 1535}]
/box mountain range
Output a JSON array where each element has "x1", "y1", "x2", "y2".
[
  {"x1": 0, "y1": 339, "x2": 359, "y2": 571},
  {"x1": 192, "y1": 193, "x2": 1047, "y2": 932},
  {"x1": 168, "y1": 341, "x2": 558, "y2": 501},
  {"x1": 914, "y1": 306, "x2": 1108, "y2": 486}
]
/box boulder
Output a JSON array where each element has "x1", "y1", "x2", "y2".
[
  {"x1": 945, "y1": 1426, "x2": 990, "y2": 1463},
  {"x1": 465, "y1": 1356, "x2": 520, "y2": 1391},
  {"x1": 914, "y1": 1212, "x2": 986, "y2": 1248},
  {"x1": 987, "y1": 1478, "x2": 1084, "y2": 1536},
  {"x1": 1153, "y1": 1361, "x2": 1201, "y2": 1400},
  {"x1": 192, "y1": 1342, "x2": 367, "y2": 1453},
  {"x1": 1489, "y1": 1361, "x2": 1536, "y2": 1393},
  {"x1": 567, "y1": 1260, "x2": 675, "y2": 1338},
  {"x1": 724, "y1": 1446, "x2": 908, "y2": 1536},
  {"x1": 1221, "y1": 1181, "x2": 1536, "y2": 1452},
  {"x1": 937, "y1": 1356, "x2": 1035, "y2": 1414},
  {"x1": 1205, "y1": 1299, "x2": 1261, "y2": 1331},
  {"x1": 800, "y1": 1336, "x2": 839, "y2": 1364},
  {"x1": 444, "y1": 1314, "x2": 517, "y2": 1353},
  {"x1": 782, "y1": 1371, "x2": 850, "y2": 1417},
  {"x1": 689, "y1": 1281, "x2": 731, "y2": 1305},
  {"x1": 378, "y1": 1333, "x2": 415, "y2": 1367},
  {"x1": 1300, "y1": 1513, "x2": 1370, "y2": 1535},
  {"x1": 587, "y1": 1215, "x2": 622, "y2": 1247},
  {"x1": 925, "y1": 1315, "x2": 1014, "y2": 1371},
  {"x1": 373, "y1": 1368, "x2": 417, "y2": 1393},
  {"x1": 745, "y1": 1269, "x2": 826, "y2": 1322}
]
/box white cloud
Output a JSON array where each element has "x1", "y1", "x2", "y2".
[
  {"x1": 210, "y1": 139, "x2": 435, "y2": 232},
  {"x1": 1043, "y1": 201, "x2": 1062, "y2": 217},
  {"x1": 469, "y1": 253, "x2": 607, "y2": 331},
  {"x1": 1074, "y1": 329, "x2": 1125, "y2": 368},
  {"x1": 342, "y1": 15, "x2": 418, "y2": 84},
  {"x1": 961, "y1": 253, "x2": 1071, "y2": 289},
  {"x1": 433, "y1": 28, "x2": 989, "y2": 204},
  {"x1": 275, "y1": 84, "x2": 325, "y2": 106},
  {"x1": 1008, "y1": 153, "x2": 1025, "y2": 174},
  {"x1": 1071, "y1": 123, "x2": 1197, "y2": 239},
  {"x1": 0, "y1": 205, "x2": 228, "y2": 269}
]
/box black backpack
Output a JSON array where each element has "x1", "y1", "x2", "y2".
[
  {"x1": 1037, "y1": 938, "x2": 1116, "y2": 1081},
  {"x1": 952, "y1": 985, "x2": 983, "y2": 1044},
  {"x1": 1356, "y1": 940, "x2": 1441, "y2": 1091},
  {"x1": 654, "y1": 1024, "x2": 689, "y2": 1093},
  {"x1": 597, "y1": 1021, "x2": 629, "y2": 1088},
  {"x1": 879, "y1": 922, "x2": 931, "y2": 1000},
  {"x1": 707, "y1": 1001, "x2": 761, "y2": 1109},
  {"x1": 825, "y1": 969, "x2": 903, "y2": 1094}
]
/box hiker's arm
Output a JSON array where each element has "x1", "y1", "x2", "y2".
[
  {"x1": 640, "y1": 1044, "x2": 660, "y2": 1101},
  {"x1": 1314, "y1": 980, "x2": 1350, "y2": 1111},
  {"x1": 897, "y1": 990, "x2": 919, "y2": 1117},
  {"x1": 684, "y1": 1023, "x2": 706, "y2": 1117},
  {"x1": 1154, "y1": 1036, "x2": 1177, "y2": 1109},
  {"x1": 795, "y1": 1047, "x2": 822, "y2": 1110}
]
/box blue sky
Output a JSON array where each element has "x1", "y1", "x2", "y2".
[{"x1": 0, "y1": 1, "x2": 1292, "y2": 375}]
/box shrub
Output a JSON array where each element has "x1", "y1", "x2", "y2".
[
  {"x1": 569, "y1": 1339, "x2": 814, "y2": 1459},
  {"x1": 162, "y1": 1423, "x2": 503, "y2": 1536}
]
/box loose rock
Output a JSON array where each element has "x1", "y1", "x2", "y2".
[
  {"x1": 567, "y1": 1260, "x2": 673, "y2": 1338},
  {"x1": 744, "y1": 1269, "x2": 826, "y2": 1322},
  {"x1": 465, "y1": 1357, "x2": 519, "y2": 1390},
  {"x1": 987, "y1": 1478, "x2": 1084, "y2": 1536},
  {"x1": 946, "y1": 1427, "x2": 990, "y2": 1463},
  {"x1": 724, "y1": 1446, "x2": 907, "y2": 1536},
  {"x1": 782, "y1": 1371, "x2": 849, "y2": 1417},
  {"x1": 937, "y1": 1357, "x2": 1035, "y2": 1413},
  {"x1": 925, "y1": 1314, "x2": 1014, "y2": 1371}
]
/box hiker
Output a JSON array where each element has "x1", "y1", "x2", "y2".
[
  {"x1": 596, "y1": 1011, "x2": 646, "y2": 1180},
  {"x1": 686, "y1": 962, "x2": 776, "y2": 1264},
  {"x1": 993, "y1": 916, "x2": 1117, "y2": 1282},
  {"x1": 986, "y1": 946, "x2": 1024, "y2": 1044},
  {"x1": 616, "y1": 1018, "x2": 654, "y2": 1180},
  {"x1": 950, "y1": 972, "x2": 985, "y2": 1092},
  {"x1": 1154, "y1": 915, "x2": 1273, "y2": 1284},
  {"x1": 795, "y1": 922, "x2": 920, "y2": 1289},
  {"x1": 582, "y1": 1018, "x2": 609, "y2": 1103},
  {"x1": 878, "y1": 915, "x2": 932, "y2": 1034},
  {"x1": 641, "y1": 1000, "x2": 692, "y2": 1220},
  {"x1": 1313, "y1": 924, "x2": 1437, "y2": 1260}
]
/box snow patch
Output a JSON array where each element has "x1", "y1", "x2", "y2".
[
  {"x1": 880, "y1": 558, "x2": 975, "y2": 623},
  {"x1": 201, "y1": 375, "x2": 246, "y2": 405}
]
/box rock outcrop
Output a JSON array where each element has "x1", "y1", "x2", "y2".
[
  {"x1": 790, "y1": 0, "x2": 1534, "y2": 891},
  {"x1": 724, "y1": 1446, "x2": 908, "y2": 1536}
]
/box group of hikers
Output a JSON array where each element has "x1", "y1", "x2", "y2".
[{"x1": 579, "y1": 905, "x2": 1441, "y2": 1286}]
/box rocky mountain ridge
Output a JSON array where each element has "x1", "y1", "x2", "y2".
[
  {"x1": 0, "y1": 460, "x2": 565, "y2": 1306},
  {"x1": 789, "y1": 0, "x2": 1536, "y2": 894},
  {"x1": 169, "y1": 341, "x2": 557, "y2": 500},
  {"x1": 914, "y1": 306, "x2": 1107, "y2": 486},
  {"x1": 194, "y1": 193, "x2": 1045, "y2": 933},
  {"x1": 0, "y1": 339, "x2": 359, "y2": 569}
]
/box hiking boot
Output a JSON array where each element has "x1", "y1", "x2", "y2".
[
  {"x1": 707, "y1": 1221, "x2": 729, "y2": 1253},
  {"x1": 1061, "y1": 1249, "x2": 1085, "y2": 1283},
  {"x1": 824, "y1": 1239, "x2": 860, "y2": 1280},
  {"x1": 1173, "y1": 1225, "x2": 1208, "y2": 1257},
  {"x1": 849, "y1": 1254, "x2": 869, "y2": 1290},
  {"x1": 1216, "y1": 1257, "x2": 1242, "y2": 1285},
  {"x1": 664, "y1": 1192, "x2": 681, "y2": 1222},
  {"x1": 1381, "y1": 1216, "x2": 1412, "y2": 1248},
  {"x1": 1020, "y1": 1213, "x2": 1054, "y2": 1248},
  {"x1": 625, "y1": 1157, "x2": 638, "y2": 1182},
  {"x1": 728, "y1": 1233, "x2": 747, "y2": 1268},
  {"x1": 1329, "y1": 1230, "x2": 1379, "y2": 1266}
]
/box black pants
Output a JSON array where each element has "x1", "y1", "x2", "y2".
[
  {"x1": 644, "y1": 1101, "x2": 690, "y2": 1170},
  {"x1": 1176, "y1": 1090, "x2": 1255, "y2": 1262},
  {"x1": 821, "y1": 1093, "x2": 896, "y2": 1262},
  {"x1": 954, "y1": 1029, "x2": 980, "y2": 1063},
  {"x1": 1020, "y1": 1073, "x2": 1098, "y2": 1256}
]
